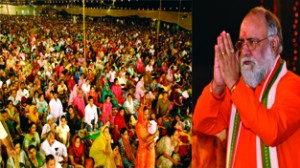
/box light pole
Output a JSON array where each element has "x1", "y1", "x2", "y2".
[
  {"x1": 176, "y1": 0, "x2": 182, "y2": 33},
  {"x1": 82, "y1": 0, "x2": 86, "y2": 59},
  {"x1": 157, "y1": 0, "x2": 161, "y2": 40}
]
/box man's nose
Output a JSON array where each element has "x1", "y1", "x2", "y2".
[{"x1": 240, "y1": 44, "x2": 252, "y2": 57}]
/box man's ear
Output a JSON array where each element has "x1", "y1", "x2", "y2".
[{"x1": 272, "y1": 35, "x2": 280, "y2": 54}]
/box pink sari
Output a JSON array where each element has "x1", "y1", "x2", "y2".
[
  {"x1": 73, "y1": 96, "x2": 85, "y2": 118},
  {"x1": 112, "y1": 84, "x2": 125, "y2": 105},
  {"x1": 101, "y1": 102, "x2": 112, "y2": 124}
]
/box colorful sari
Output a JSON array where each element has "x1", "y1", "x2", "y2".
[
  {"x1": 119, "y1": 134, "x2": 136, "y2": 167},
  {"x1": 68, "y1": 134, "x2": 85, "y2": 164},
  {"x1": 101, "y1": 101, "x2": 112, "y2": 125},
  {"x1": 73, "y1": 94, "x2": 86, "y2": 118},
  {"x1": 113, "y1": 111, "x2": 126, "y2": 142},
  {"x1": 156, "y1": 135, "x2": 180, "y2": 168},
  {"x1": 136, "y1": 58, "x2": 145, "y2": 74},
  {"x1": 135, "y1": 106, "x2": 155, "y2": 168},
  {"x1": 112, "y1": 84, "x2": 125, "y2": 105},
  {"x1": 101, "y1": 83, "x2": 118, "y2": 107},
  {"x1": 89, "y1": 126, "x2": 116, "y2": 168},
  {"x1": 7, "y1": 149, "x2": 30, "y2": 168},
  {"x1": 28, "y1": 151, "x2": 45, "y2": 168}
]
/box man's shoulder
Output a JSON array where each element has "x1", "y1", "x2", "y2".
[
  {"x1": 41, "y1": 139, "x2": 48, "y2": 147},
  {"x1": 53, "y1": 140, "x2": 66, "y2": 148},
  {"x1": 281, "y1": 71, "x2": 300, "y2": 84}
]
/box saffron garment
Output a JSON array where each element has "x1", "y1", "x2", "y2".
[
  {"x1": 135, "y1": 106, "x2": 155, "y2": 168},
  {"x1": 192, "y1": 131, "x2": 226, "y2": 168},
  {"x1": 193, "y1": 59, "x2": 300, "y2": 167}
]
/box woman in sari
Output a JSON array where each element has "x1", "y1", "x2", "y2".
[
  {"x1": 36, "y1": 93, "x2": 49, "y2": 124},
  {"x1": 113, "y1": 108, "x2": 127, "y2": 142},
  {"x1": 28, "y1": 145, "x2": 46, "y2": 168},
  {"x1": 23, "y1": 122, "x2": 41, "y2": 154},
  {"x1": 156, "y1": 127, "x2": 182, "y2": 168},
  {"x1": 67, "y1": 75, "x2": 76, "y2": 93},
  {"x1": 136, "y1": 57, "x2": 145, "y2": 74},
  {"x1": 135, "y1": 105, "x2": 159, "y2": 168},
  {"x1": 5, "y1": 100, "x2": 23, "y2": 135},
  {"x1": 65, "y1": 105, "x2": 82, "y2": 135},
  {"x1": 68, "y1": 134, "x2": 85, "y2": 168},
  {"x1": 7, "y1": 139, "x2": 30, "y2": 168},
  {"x1": 101, "y1": 95, "x2": 113, "y2": 125},
  {"x1": 118, "y1": 128, "x2": 136, "y2": 168},
  {"x1": 89, "y1": 125, "x2": 116, "y2": 168},
  {"x1": 134, "y1": 76, "x2": 146, "y2": 100},
  {"x1": 101, "y1": 82, "x2": 118, "y2": 108},
  {"x1": 72, "y1": 89, "x2": 86, "y2": 118},
  {"x1": 112, "y1": 78, "x2": 125, "y2": 105},
  {"x1": 112, "y1": 142, "x2": 124, "y2": 168}
]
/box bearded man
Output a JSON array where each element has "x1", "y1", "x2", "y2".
[{"x1": 193, "y1": 7, "x2": 300, "y2": 168}]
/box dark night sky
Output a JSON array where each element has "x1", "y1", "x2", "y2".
[{"x1": 192, "y1": 0, "x2": 296, "y2": 106}]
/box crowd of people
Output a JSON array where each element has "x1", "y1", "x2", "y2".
[{"x1": 0, "y1": 13, "x2": 192, "y2": 168}]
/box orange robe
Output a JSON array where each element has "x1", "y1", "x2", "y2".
[
  {"x1": 192, "y1": 131, "x2": 226, "y2": 168},
  {"x1": 193, "y1": 68, "x2": 300, "y2": 167},
  {"x1": 136, "y1": 107, "x2": 155, "y2": 168}
]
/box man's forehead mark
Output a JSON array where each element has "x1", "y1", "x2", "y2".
[{"x1": 241, "y1": 31, "x2": 247, "y2": 38}]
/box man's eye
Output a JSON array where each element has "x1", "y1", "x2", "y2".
[{"x1": 248, "y1": 39, "x2": 256, "y2": 44}]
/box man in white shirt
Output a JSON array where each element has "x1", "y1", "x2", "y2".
[
  {"x1": 7, "y1": 89, "x2": 21, "y2": 106},
  {"x1": 41, "y1": 132, "x2": 68, "y2": 167},
  {"x1": 84, "y1": 96, "x2": 98, "y2": 131},
  {"x1": 17, "y1": 82, "x2": 30, "y2": 98},
  {"x1": 49, "y1": 91, "x2": 64, "y2": 121}
]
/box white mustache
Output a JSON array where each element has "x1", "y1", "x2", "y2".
[{"x1": 241, "y1": 57, "x2": 256, "y2": 65}]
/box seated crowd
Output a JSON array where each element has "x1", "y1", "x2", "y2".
[{"x1": 0, "y1": 14, "x2": 192, "y2": 168}]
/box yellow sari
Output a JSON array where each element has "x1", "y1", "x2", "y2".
[{"x1": 89, "y1": 126, "x2": 116, "y2": 168}]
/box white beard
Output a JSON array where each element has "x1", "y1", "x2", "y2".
[{"x1": 240, "y1": 48, "x2": 276, "y2": 88}]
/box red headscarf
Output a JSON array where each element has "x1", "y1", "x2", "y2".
[{"x1": 69, "y1": 134, "x2": 85, "y2": 162}]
